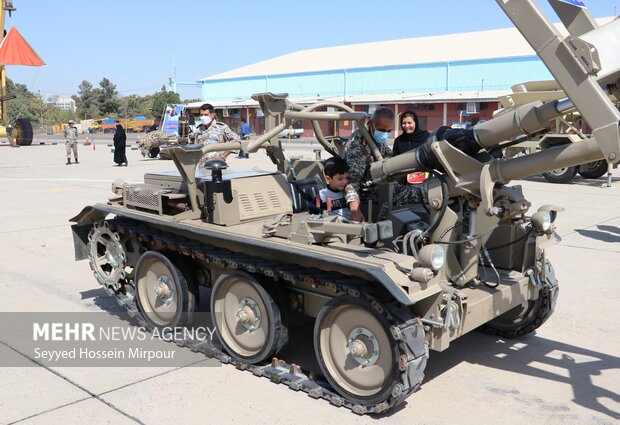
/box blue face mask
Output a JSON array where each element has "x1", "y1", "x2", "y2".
[{"x1": 373, "y1": 130, "x2": 391, "y2": 144}]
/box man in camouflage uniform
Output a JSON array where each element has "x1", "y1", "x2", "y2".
[
  {"x1": 64, "y1": 119, "x2": 79, "y2": 165},
  {"x1": 192, "y1": 103, "x2": 240, "y2": 167},
  {"x1": 343, "y1": 107, "x2": 422, "y2": 220}
]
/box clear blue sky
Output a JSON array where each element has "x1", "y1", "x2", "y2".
[{"x1": 5, "y1": 0, "x2": 619, "y2": 100}]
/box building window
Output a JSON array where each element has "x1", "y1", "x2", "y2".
[
  {"x1": 466, "y1": 102, "x2": 479, "y2": 114},
  {"x1": 417, "y1": 116, "x2": 428, "y2": 130}
]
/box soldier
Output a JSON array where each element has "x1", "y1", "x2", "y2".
[
  {"x1": 343, "y1": 107, "x2": 422, "y2": 219},
  {"x1": 192, "y1": 103, "x2": 241, "y2": 166},
  {"x1": 64, "y1": 119, "x2": 79, "y2": 165}
]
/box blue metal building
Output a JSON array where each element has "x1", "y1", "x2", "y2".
[{"x1": 178, "y1": 18, "x2": 611, "y2": 133}]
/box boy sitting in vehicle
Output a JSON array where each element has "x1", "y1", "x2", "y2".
[{"x1": 319, "y1": 156, "x2": 356, "y2": 220}]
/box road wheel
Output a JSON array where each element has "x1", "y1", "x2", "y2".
[
  {"x1": 211, "y1": 271, "x2": 287, "y2": 363},
  {"x1": 314, "y1": 296, "x2": 400, "y2": 405},
  {"x1": 135, "y1": 251, "x2": 196, "y2": 327},
  {"x1": 13, "y1": 118, "x2": 33, "y2": 146},
  {"x1": 542, "y1": 166, "x2": 577, "y2": 184},
  {"x1": 578, "y1": 160, "x2": 608, "y2": 179}
]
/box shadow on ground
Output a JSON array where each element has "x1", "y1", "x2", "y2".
[
  {"x1": 81, "y1": 286, "x2": 619, "y2": 421},
  {"x1": 574, "y1": 224, "x2": 620, "y2": 243},
  {"x1": 424, "y1": 331, "x2": 620, "y2": 420}
]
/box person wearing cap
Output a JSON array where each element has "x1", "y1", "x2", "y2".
[{"x1": 64, "y1": 119, "x2": 79, "y2": 165}]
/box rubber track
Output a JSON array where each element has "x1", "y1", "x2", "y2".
[
  {"x1": 481, "y1": 260, "x2": 559, "y2": 338},
  {"x1": 95, "y1": 219, "x2": 426, "y2": 415}
]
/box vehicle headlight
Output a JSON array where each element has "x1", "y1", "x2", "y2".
[
  {"x1": 419, "y1": 244, "x2": 445, "y2": 271},
  {"x1": 532, "y1": 211, "x2": 552, "y2": 232},
  {"x1": 537, "y1": 205, "x2": 563, "y2": 223}
]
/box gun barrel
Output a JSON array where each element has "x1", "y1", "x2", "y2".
[
  {"x1": 493, "y1": 138, "x2": 603, "y2": 183},
  {"x1": 473, "y1": 100, "x2": 562, "y2": 147}
]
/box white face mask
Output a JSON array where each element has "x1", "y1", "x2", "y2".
[{"x1": 200, "y1": 115, "x2": 213, "y2": 125}]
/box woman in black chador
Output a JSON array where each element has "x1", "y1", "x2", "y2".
[
  {"x1": 113, "y1": 123, "x2": 128, "y2": 166},
  {"x1": 393, "y1": 111, "x2": 430, "y2": 156},
  {"x1": 393, "y1": 111, "x2": 431, "y2": 185}
]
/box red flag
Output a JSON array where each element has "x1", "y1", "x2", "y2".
[{"x1": 0, "y1": 27, "x2": 45, "y2": 66}]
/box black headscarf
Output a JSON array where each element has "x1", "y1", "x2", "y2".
[
  {"x1": 393, "y1": 111, "x2": 430, "y2": 156},
  {"x1": 113, "y1": 124, "x2": 126, "y2": 148},
  {"x1": 113, "y1": 123, "x2": 127, "y2": 165}
]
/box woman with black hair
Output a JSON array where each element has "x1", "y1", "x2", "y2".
[
  {"x1": 394, "y1": 111, "x2": 431, "y2": 185},
  {"x1": 393, "y1": 110, "x2": 430, "y2": 156},
  {"x1": 113, "y1": 123, "x2": 128, "y2": 166}
]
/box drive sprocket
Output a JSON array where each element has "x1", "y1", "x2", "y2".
[{"x1": 87, "y1": 221, "x2": 127, "y2": 292}]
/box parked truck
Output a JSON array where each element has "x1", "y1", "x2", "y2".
[
  {"x1": 122, "y1": 117, "x2": 156, "y2": 133},
  {"x1": 88, "y1": 118, "x2": 116, "y2": 133},
  {"x1": 88, "y1": 117, "x2": 156, "y2": 134}
]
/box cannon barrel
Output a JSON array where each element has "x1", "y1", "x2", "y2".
[{"x1": 372, "y1": 5, "x2": 620, "y2": 183}]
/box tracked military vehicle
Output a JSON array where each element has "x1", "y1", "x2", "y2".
[{"x1": 70, "y1": 0, "x2": 620, "y2": 415}]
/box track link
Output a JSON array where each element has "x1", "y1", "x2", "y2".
[
  {"x1": 90, "y1": 218, "x2": 428, "y2": 415},
  {"x1": 481, "y1": 259, "x2": 559, "y2": 338}
]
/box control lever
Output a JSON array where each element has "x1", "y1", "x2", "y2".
[{"x1": 203, "y1": 160, "x2": 233, "y2": 223}]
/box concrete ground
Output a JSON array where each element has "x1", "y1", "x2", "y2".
[{"x1": 0, "y1": 139, "x2": 618, "y2": 425}]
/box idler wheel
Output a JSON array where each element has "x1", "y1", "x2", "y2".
[{"x1": 87, "y1": 221, "x2": 126, "y2": 292}]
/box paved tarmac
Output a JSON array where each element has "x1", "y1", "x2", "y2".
[{"x1": 0, "y1": 139, "x2": 618, "y2": 425}]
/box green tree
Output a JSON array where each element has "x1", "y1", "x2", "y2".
[
  {"x1": 119, "y1": 94, "x2": 152, "y2": 118},
  {"x1": 72, "y1": 80, "x2": 100, "y2": 119},
  {"x1": 28, "y1": 95, "x2": 76, "y2": 128},
  {"x1": 70, "y1": 80, "x2": 184, "y2": 121},
  {"x1": 47, "y1": 105, "x2": 77, "y2": 126},
  {"x1": 141, "y1": 94, "x2": 156, "y2": 118},
  {"x1": 6, "y1": 78, "x2": 38, "y2": 124},
  {"x1": 151, "y1": 91, "x2": 181, "y2": 119},
  {"x1": 97, "y1": 78, "x2": 120, "y2": 116}
]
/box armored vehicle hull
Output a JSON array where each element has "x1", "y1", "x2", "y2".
[{"x1": 71, "y1": 163, "x2": 559, "y2": 413}]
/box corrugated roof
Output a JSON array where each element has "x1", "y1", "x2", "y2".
[
  {"x1": 186, "y1": 90, "x2": 509, "y2": 110},
  {"x1": 201, "y1": 18, "x2": 614, "y2": 81}
]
